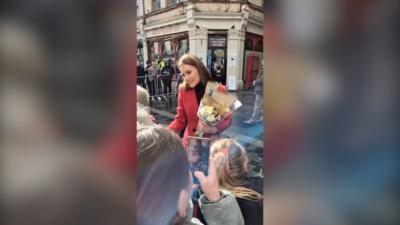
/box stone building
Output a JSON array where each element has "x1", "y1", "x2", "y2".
[{"x1": 137, "y1": 0, "x2": 263, "y2": 90}]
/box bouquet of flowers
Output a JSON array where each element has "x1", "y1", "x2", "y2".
[
  {"x1": 196, "y1": 82, "x2": 242, "y2": 137},
  {"x1": 198, "y1": 105, "x2": 221, "y2": 126}
]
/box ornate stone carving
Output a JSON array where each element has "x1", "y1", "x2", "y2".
[
  {"x1": 186, "y1": 3, "x2": 195, "y2": 29},
  {"x1": 228, "y1": 29, "x2": 245, "y2": 40},
  {"x1": 248, "y1": 7, "x2": 263, "y2": 23},
  {"x1": 189, "y1": 27, "x2": 207, "y2": 40},
  {"x1": 239, "y1": 4, "x2": 250, "y2": 30},
  {"x1": 195, "y1": 3, "x2": 240, "y2": 13},
  {"x1": 248, "y1": 0, "x2": 263, "y2": 7},
  {"x1": 146, "y1": 23, "x2": 184, "y2": 38},
  {"x1": 146, "y1": 7, "x2": 185, "y2": 24}
]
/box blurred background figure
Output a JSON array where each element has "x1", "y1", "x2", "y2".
[
  {"x1": 137, "y1": 60, "x2": 146, "y2": 88},
  {"x1": 145, "y1": 60, "x2": 157, "y2": 102},
  {"x1": 163, "y1": 59, "x2": 173, "y2": 99},
  {"x1": 1, "y1": 0, "x2": 135, "y2": 224},
  {"x1": 244, "y1": 60, "x2": 264, "y2": 125},
  {"x1": 265, "y1": 0, "x2": 399, "y2": 224}
]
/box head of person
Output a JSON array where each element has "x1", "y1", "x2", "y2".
[
  {"x1": 137, "y1": 125, "x2": 192, "y2": 225},
  {"x1": 178, "y1": 54, "x2": 211, "y2": 89},
  {"x1": 211, "y1": 139, "x2": 248, "y2": 186},
  {"x1": 136, "y1": 103, "x2": 153, "y2": 127},
  {"x1": 210, "y1": 139, "x2": 262, "y2": 201},
  {"x1": 136, "y1": 85, "x2": 150, "y2": 107},
  {"x1": 4, "y1": 151, "x2": 133, "y2": 225}
]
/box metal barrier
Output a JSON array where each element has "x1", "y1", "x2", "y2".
[{"x1": 137, "y1": 73, "x2": 181, "y2": 105}]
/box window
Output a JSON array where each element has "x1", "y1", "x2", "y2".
[
  {"x1": 245, "y1": 35, "x2": 263, "y2": 52},
  {"x1": 163, "y1": 40, "x2": 173, "y2": 58},
  {"x1": 168, "y1": 0, "x2": 179, "y2": 6},
  {"x1": 244, "y1": 38, "x2": 253, "y2": 51},
  {"x1": 177, "y1": 39, "x2": 189, "y2": 59},
  {"x1": 149, "y1": 41, "x2": 161, "y2": 61},
  {"x1": 152, "y1": 0, "x2": 161, "y2": 11},
  {"x1": 255, "y1": 39, "x2": 263, "y2": 52}
]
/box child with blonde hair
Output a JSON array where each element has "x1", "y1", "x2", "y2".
[{"x1": 210, "y1": 138, "x2": 263, "y2": 225}]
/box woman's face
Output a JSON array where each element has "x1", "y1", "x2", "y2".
[{"x1": 180, "y1": 64, "x2": 200, "y2": 88}]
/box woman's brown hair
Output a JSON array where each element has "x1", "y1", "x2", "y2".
[
  {"x1": 210, "y1": 138, "x2": 263, "y2": 201},
  {"x1": 178, "y1": 54, "x2": 212, "y2": 89}
]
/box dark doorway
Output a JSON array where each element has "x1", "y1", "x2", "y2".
[{"x1": 207, "y1": 34, "x2": 227, "y2": 85}]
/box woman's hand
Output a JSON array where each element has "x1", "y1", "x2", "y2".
[
  {"x1": 197, "y1": 122, "x2": 218, "y2": 134},
  {"x1": 194, "y1": 158, "x2": 220, "y2": 202}
]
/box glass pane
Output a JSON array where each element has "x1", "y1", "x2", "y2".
[
  {"x1": 177, "y1": 39, "x2": 189, "y2": 59},
  {"x1": 164, "y1": 41, "x2": 173, "y2": 57},
  {"x1": 255, "y1": 39, "x2": 263, "y2": 52},
  {"x1": 245, "y1": 38, "x2": 253, "y2": 51},
  {"x1": 153, "y1": 42, "x2": 159, "y2": 54},
  {"x1": 153, "y1": 0, "x2": 161, "y2": 10}
]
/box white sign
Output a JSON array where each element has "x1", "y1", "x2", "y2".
[{"x1": 227, "y1": 75, "x2": 236, "y2": 91}]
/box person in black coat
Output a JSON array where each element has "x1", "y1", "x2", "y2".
[
  {"x1": 162, "y1": 59, "x2": 173, "y2": 97},
  {"x1": 137, "y1": 61, "x2": 146, "y2": 88}
]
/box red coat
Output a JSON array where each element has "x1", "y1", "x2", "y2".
[{"x1": 168, "y1": 87, "x2": 232, "y2": 147}]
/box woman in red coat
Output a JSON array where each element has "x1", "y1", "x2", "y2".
[{"x1": 168, "y1": 54, "x2": 232, "y2": 147}]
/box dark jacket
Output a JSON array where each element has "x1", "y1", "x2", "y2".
[
  {"x1": 237, "y1": 177, "x2": 263, "y2": 225},
  {"x1": 137, "y1": 65, "x2": 145, "y2": 77}
]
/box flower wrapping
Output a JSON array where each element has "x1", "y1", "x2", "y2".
[{"x1": 196, "y1": 82, "x2": 242, "y2": 137}]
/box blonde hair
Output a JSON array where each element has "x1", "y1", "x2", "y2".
[
  {"x1": 210, "y1": 139, "x2": 262, "y2": 201},
  {"x1": 177, "y1": 54, "x2": 211, "y2": 89},
  {"x1": 136, "y1": 85, "x2": 149, "y2": 106}
]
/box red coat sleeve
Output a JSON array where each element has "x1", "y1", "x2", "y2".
[
  {"x1": 215, "y1": 114, "x2": 232, "y2": 133},
  {"x1": 168, "y1": 89, "x2": 187, "y2": 133}
]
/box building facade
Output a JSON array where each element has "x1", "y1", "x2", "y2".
[{"x1": 137, "y1": 0, "x2": 263, "y2": 90}]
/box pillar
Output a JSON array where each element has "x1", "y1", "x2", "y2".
[
  {"x1": 225, "y1": 4, "x2": 249, "y2": 91},
  {"x1": 144, "y1": 0, "x2": 152, "y2": 14},
  {"x1": 226, "y1": 29, "x2": 245, "y2": 91},
  {"x1": 186, "y1": 3, "x2": 208, "y2": 65}
]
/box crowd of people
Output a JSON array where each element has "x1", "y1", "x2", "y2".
[
  {"x1": 137, "y1": 57, "x2": 178, "y2": 103},
  {"x1": 136, "y1": 54, "x2": 263, "y2": 225}
]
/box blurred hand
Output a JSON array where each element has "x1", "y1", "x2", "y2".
[
  {"x1": 194, "y1": 158, "x2": 220, "y2": 202},
  {"x1": 197, "y1": 122, "x2": 217, "y2": 134},
  {"x1": 216, "y1": 84, "x2": 228, "y2": 93}
]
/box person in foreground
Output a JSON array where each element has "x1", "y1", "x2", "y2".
[
  {"x1": 137, "y1": 125, "x2": 244, "y2": 225},
  {"x1": 168, "y1": 54, "x2": 232, "y2": 147},
  {"x1": 211, "y1": 138, "x2": 263, "y2": 225}
]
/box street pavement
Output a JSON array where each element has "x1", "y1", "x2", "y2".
[{"x1": 149, "y1": 85, "x2": 264, "y2": 178}]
